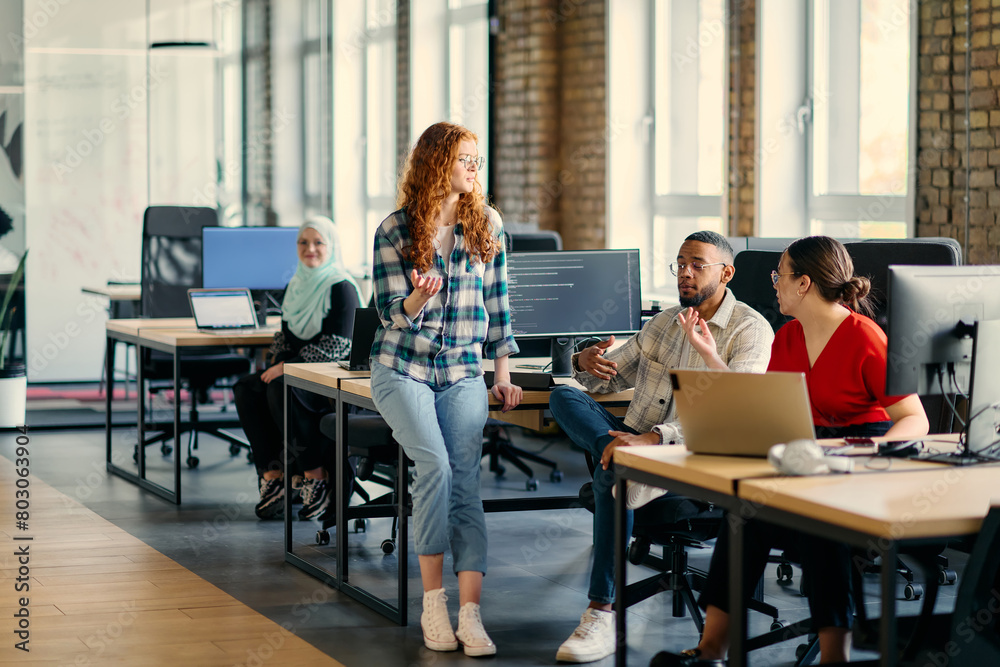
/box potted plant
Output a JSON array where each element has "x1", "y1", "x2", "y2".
[{"x1": 0, "y1": 249, "x2": 27, "y2": 428}]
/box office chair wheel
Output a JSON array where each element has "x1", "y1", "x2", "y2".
[
  {"x1": 903, "y1": 583, "x2": 923, "y2": 601},
  {"x1": 229, "y1": 443, "x2": 242, "y2": 456},
  {"x1": 795, "y1": 643, "x2": 810, "y2": 660},
  {"x1": 353, "y1": 519, "x2": 367, "y2": 533},
  {"x1": 549, "y1": 470, "x2": 563, "y2": 483},
  {"x1": 246, "y1": 451, "x2": 254, "y2": 465},
  {"x1": 133, "y1": 447, "x2": 138, "y2": 463},
  {"x1": 776, "y1": 562, "x2": 794, "y2": 584},
  {"x1": 770, "y1": 620, "x2": 786, "y2": 631},
  {"x1": 161, "y1": 443, "x2": 172, "y2": 456},
  {"x1": 939, "y1": 568, "x2": 957, "y2": 585},
  {"x1": 525, "y1": 478, "x2": 539, "y2": 492},
  {"x1": 381, "y1": 539, "x2": 395, "y2": 555},
  {"x1": 492, "y1": 464, "x2": 506, "y2": 478},
  {"x1": 316, "y1": 530, "x2": 330, "y2": 546},
  {"x1": 186, "y1": 456, "x2": 199, "y2": 469}
]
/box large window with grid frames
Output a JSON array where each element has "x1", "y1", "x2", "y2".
[
  {"x1": 650, "y1": 0, "x2": 727, "y2": 295},
  {"x1": 410, "y1": 0, "x2": 490, "y2": 190},
  {"x1": 758, "y1": 0, "x2": 915, "y2": 239}
]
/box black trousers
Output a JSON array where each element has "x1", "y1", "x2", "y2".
[
  {"x1": 233, "y1": 370, "x2": 334, "y2": 477},
  {"x1": 698, "y1": 420, "x2": 894, "y2": 630}
]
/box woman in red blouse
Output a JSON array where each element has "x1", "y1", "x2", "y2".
[{"x1": 656, "y1": 236, "x2": 928, "y2": 667}]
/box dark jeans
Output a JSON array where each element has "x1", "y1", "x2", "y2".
[
  {"x1": 698, "y1": 420, "x2": 893, "y2": 630},
  {"x1": 549, "y1": 384, "x2": 639, "y2": 604},
  {"x1": 233, "y1": 370, "x2": 334, "y2": 477}
]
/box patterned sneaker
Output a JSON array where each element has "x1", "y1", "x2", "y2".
[
  {"x1": 421, "y1": 588, "x2": 458, "y2": 652},
  {"x1": 255, "y1": 477, "x2": 284, "y2": 520},
  {"x1": 456, "y1": 602, "x2": 497, "y2": 657},
  {"x1": 612, "y1": 481, "x2": 669, "y2": 510},
  {"x1": 297, "y1": 477, "x2": 331, "y2": 520},
  {"x1": 555, "y1": 608, "x2": 615, "y2": 663}
]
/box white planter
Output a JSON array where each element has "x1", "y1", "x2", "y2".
[{"x1": 0, "y1": 369, "x2": 27, "y2": 428}]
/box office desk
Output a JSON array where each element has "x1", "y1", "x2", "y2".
[
  {"x1": 104, "y1": 319, "x2": 278, "y2": 504},
  {"x1": 283, "y1": 363, "x2": 633, "y2": 625},
  {"x1": 735, "y1": 467, "x2": 1000, "y2": 667},
  {"x1": 611, "y1": 444, "x2": 963, "y2": 667}
]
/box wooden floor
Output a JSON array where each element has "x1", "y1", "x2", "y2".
[{"x1": 0, "y1": 456, "x2": 343, "y2": 666}]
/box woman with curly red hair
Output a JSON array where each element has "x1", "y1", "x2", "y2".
[{"x1": 369, "y1": 122, "x2": 522, "y2": 657}]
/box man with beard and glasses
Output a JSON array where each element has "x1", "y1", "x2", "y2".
[{"x1": 548, "y1": 231, "x2": 774, "y2": 664}]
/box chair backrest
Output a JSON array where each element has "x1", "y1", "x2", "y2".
[
  {"x1": 842, "y1": 237, "x2": 962, "y2": 331},
  {"x1": 509, "y1": 230, "x2": 562, "y2": 252},
  {"x1": 728, "y1": 249, "x2": 789, "y2": 333},
  {"x1": 141, "y1": 206, "x2": 218, "y2": 318},
  {"x1": 948, "y1": 504, "x2": 1000, "y2": 666}
]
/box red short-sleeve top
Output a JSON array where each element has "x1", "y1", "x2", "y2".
[{"x1": 767, "y1": 311, "x2": 906, "y2": 428}]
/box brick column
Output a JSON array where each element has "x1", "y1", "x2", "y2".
[{"x1": 728, "y1": 0, "x2": 756, "y2": 236}]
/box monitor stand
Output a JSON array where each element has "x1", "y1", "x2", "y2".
[
  {"x1": 926, "y1": 319, "x2": 1000, "y2": 465},
  {"x1": 550, "y1": 337, "x2": 575, "y2": 377},
  {"x1": 253, "y1": 289, "x2": 283, "y2": 324}
]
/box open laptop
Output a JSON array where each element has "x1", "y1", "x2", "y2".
[
  {"x1": 670, "y1": 370, "x2": 816, "y2": 457},
  {"x1": 337, "y1": 307, "x2": 381, "y2": 371},
  {"x1": 187, "y1": 288, "x2": 260, "y2": 334}
]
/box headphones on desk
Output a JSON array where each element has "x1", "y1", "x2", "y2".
[{"x1": 768, "y1": 439, "x2": 854, "y2": 475}]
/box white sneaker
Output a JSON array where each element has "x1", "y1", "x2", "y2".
[
  {"x1": 612, "y1": 481, "x2": 669, "y2": 510},
  {"x1": 421, "y1": 588, "x2": 457, "y2": 652},
  {"x1": 555, "y1": 608, "x2": 615, "y2": 663},
  {"x1": 456, "y1": 602, "x2": 497, "y2": 657}
]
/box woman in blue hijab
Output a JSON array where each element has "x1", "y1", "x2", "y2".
[{"x1": 234, "y1": 216, "x2": 363, "y2": 520}]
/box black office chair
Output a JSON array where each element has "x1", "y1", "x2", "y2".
[
  {"x1": 316, "y1": 410, "x2": 408, "y2": 554},
  {"x1": 728, "y1": 249, "x2": 790, "y2": 334},
  {"x1": 137, "y1": 206, "x2": 253, "y2": 469}
]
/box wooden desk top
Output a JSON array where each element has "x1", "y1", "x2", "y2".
[
  {"x1": 613, "y1": 441, "x2": 961, "y2": 498},
  {"x1": 107, "y1": 317, "x2": 281, "y2": 339},
  {"x1": 284, "y1": 362, "x2": 371, "y2": 385},
  {"x1": 137, "y1": 325, "x2": 279, "y2": 347},
  {"x1": 338, "y1": 376, "x2": 633, "y2": 408},
  {"x1": 614, "y1": 445, "x2": 778, "y2": 496},
  {"x1": 82, "y1": 284, "x2": 142, "y2": 300},
  {"x1": 739, "y1": 464, "x2": 1000, "y2": 539}
]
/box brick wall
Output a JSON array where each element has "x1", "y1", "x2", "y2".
[
  {"x1": 492, "y1": 0, "x2": 606, "y2": 249},
  {"x1": 916, "y1": 0, "x2": 1000, "y2": 264},
  {"x1": 728, "y1": 0, "x2": 756, "y2": 237},
  {"x1": 396, "y1": 0, "x2": 410, "y2": 176}
]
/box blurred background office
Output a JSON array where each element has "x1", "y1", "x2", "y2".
[{"x1": 0, "y1": 0, "x2": 995, "y2": 387}]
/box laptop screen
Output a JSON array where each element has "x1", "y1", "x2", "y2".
[{"x1": 188, "y1": 289, "x2": 258, "y2": 330}]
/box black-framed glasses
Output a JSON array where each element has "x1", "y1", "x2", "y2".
[
  {"x1": 770, "y1": 270, "x2": 798, "y2": 285},
  {"x1": 457, "y1": 155, "x2": 485, "y2": 171},
  {"x1": 669, "y1": 261, "x2": 727, "y2": 276}
]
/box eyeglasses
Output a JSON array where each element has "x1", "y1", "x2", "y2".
[
  {"x1": 770, "y1": 270, "x2": 798, "y2": 285},
  {"x1": 457, "y1": 155, "x2": 485, "y2": 171},
  {"x1": 669, "y1": 261, "x2": 727, "y2": 276}
]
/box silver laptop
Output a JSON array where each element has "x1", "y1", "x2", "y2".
[
  {"x1": 187, "y1": 288, "x2": 259, "y2": 334},
  {"x1": 670, "y1": 370, "x2": 817, "y2": 457}
]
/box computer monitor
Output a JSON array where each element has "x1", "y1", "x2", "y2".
[
  {"x1": 506, "y1": 249, "x2": 642, "y2": 375},
  {"x1": 886, "y1": 265, "x2": 1000, "y2": 396},
  {"x1": 202, "y1": 227, "x2": 300, "y2": 290}
]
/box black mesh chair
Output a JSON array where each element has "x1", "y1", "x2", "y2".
[
  {"x1": 317, "y1": 410, "x2": 408, "y2": 554},
  {"x1": 138, "y1": 206, "x2": 252, "y2": 468}
]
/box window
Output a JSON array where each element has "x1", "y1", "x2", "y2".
[
  {"x1": 650, "y1": 0, "x2": 727, "y2": 293},
  {"x1": 758, "y1": 0, "x2": 914, "y2": 239}
]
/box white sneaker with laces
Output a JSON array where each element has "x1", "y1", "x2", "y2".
[
  {"x1": 456, "y1": 602, "x2": 496, "y2": 657},
  {"x1": 612, "y1": 481, "x2": 669, "y2": 510},
  {"x1": 555, "y1": 608, "x2": 615, "y2": 663},
  {"x1": 421, "y1": 588, "x2": 457, "y2": 652}
]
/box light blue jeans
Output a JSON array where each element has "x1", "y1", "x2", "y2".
[{"x1": 370, "y1": 361, "x2": 489, "y2": 574}]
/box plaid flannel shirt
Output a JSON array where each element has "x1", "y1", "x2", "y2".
[
  {"x1": 370, "y1": 207, "x2": 519, "y2": 386},
  {"x1": 572, "y1": 288, "x2": 774, "y2": 443}
]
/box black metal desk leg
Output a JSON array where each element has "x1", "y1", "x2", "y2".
[
  {"x1": 283, "y1": 380, "x2": 292, "y2": 552},
  {"x1": 614, "y1": 473, "x2": 628, "y2": 667},
  {"x1": 105, "y1": 336, "x2": 115, "y2": 466},
  {"x1": 172, "y1": 351, "x2": 181, "y2": 504},
  {"x1": 728, "y1": 510, "x2": 747, "y2": 667},
  {"x1": 137, "y1": 343, "x2": 146, "y2": 479},
  {"x1": 880, "y1": 543, "x2": 899, "y2": 667},
  {"x1": 335, "y1": 392, "x2": 347, "y2": 583}
]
